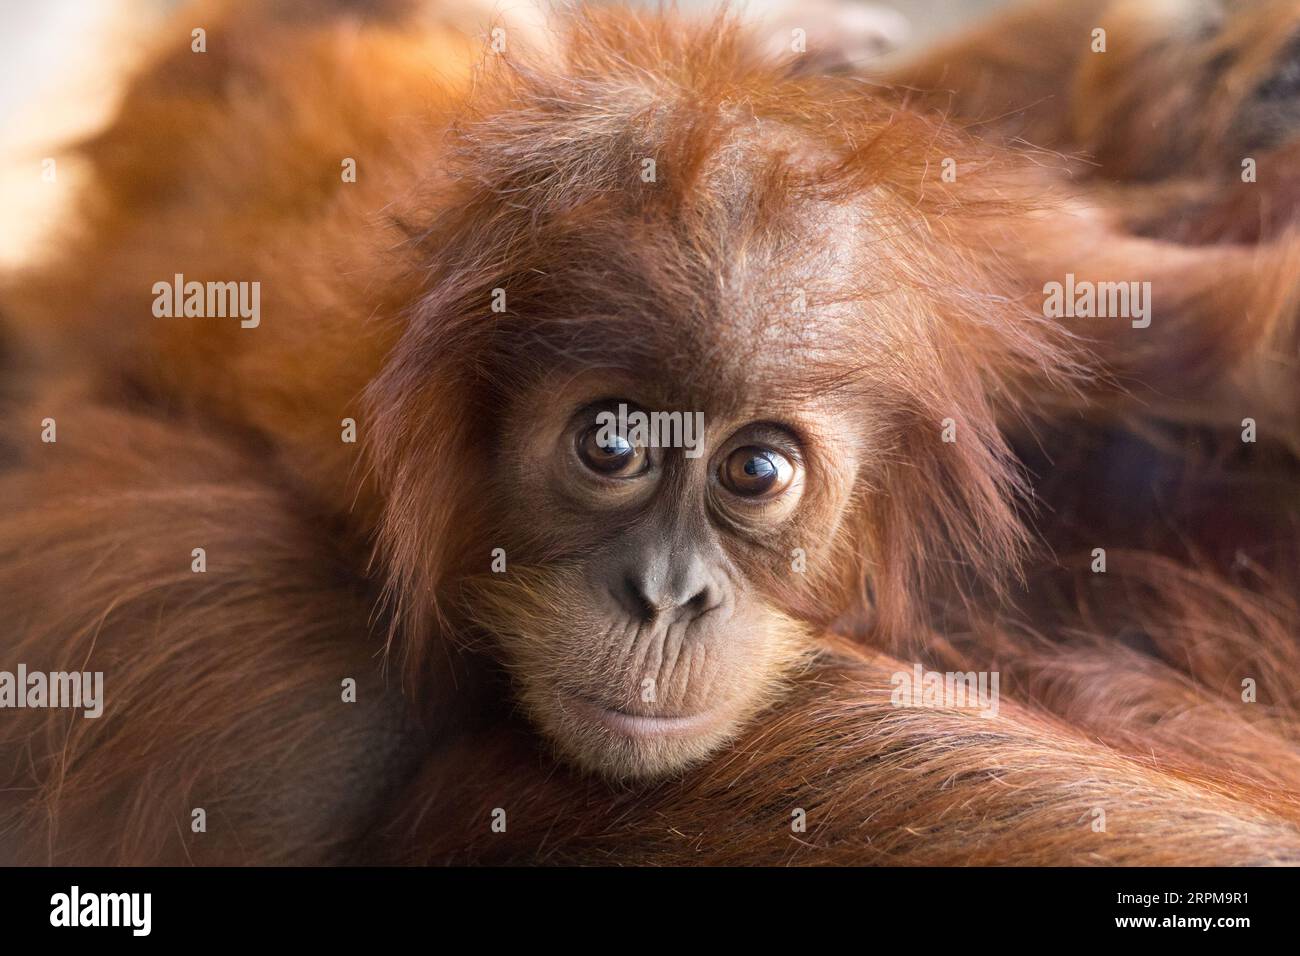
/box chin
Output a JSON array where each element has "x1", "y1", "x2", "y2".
[{"x1": 533, "y1": 691, "x2": 752, "y2": 782}]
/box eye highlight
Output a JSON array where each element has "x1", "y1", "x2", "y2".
[
  {"x1": 576, "y1": 424, "x2": 648, "y2": 478},
  {"x1": 720, "y1": 446, "x2": 795, "y2": 498}
]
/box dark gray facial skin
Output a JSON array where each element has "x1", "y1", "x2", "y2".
[{"x1": 468, "y1": 349, "x2": 866, "y2": 779}]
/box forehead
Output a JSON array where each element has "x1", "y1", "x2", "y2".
[
  {"x1": 604, "y1": 307, "x2": 868, "y2": 419},
  {"x1": 495, "y1": 198, "x2": 887, "y2": 421},
  {"x1": 502, "y1": 285, "x2": 873, "y2": 428}
]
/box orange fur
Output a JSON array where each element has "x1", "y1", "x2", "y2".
[{"x1": 2, "y1": 1, "x2": 1299, "y2": 864}]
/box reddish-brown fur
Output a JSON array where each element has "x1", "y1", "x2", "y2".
[{"x1": 2, "y1": 1, "x2": 1300, "y2": 864}]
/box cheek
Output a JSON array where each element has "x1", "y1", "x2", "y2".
[
  {"x1": 722, "y1": 508, "x2": 852, "y2": 613},
  {"x1": 485, "y1": 455, "x2": 608, "y2": 560},
  {"x1": 489, "y1": 445, "x2": 650, "y2": 559},
  {"x1": 719, "y1": 444, "x2": 859, "y2": 596}
]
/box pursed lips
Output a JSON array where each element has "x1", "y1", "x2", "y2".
[{"x1": 563, "y1": 696, "x2": 721, "y2": 739}]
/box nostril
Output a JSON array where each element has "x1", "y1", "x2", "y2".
[
  {"x1": 622, "y1": 574, "x2": 658, "y2": 622},
  {"x1": 684, "y1": 585, "x2": 715, "y2": 618}
]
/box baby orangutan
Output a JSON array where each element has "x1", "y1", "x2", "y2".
[{"x1": 2, "y1": 0, "x2": 1300, "y2": 865}]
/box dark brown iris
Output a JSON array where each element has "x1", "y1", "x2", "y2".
[{"x1": 720, "y1": 446, "x2": 793, "y2": 497}]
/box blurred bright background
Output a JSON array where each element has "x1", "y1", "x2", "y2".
[{"x1": 0, "y1": 0, "x2": 1010, "y2": 267}]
